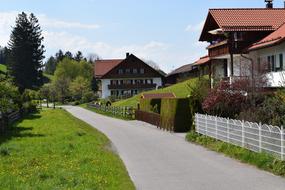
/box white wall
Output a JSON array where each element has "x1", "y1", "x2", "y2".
[
  {"x1": 153, "y1": 77, "x2": 162, "y2": 88},
  {"x1": 101, "y1": 79, "x2": 111, "y2": 98},
  {"x1": 249, "y1": 42, "x2": 285, "y2": 87},
  {"x1": 100, "y1": 77, "x2": 163, "y2": 98}
]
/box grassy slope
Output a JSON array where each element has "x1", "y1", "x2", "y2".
[
  {"x1": 0, "y1": 64, "x2": 7, "y2": 73},
  {"x1": 113, "y1": 77, "x2": 200, "y2": 107},
  {"x1": 0, "y1": 109, "x2": 135, "y2": 190}
]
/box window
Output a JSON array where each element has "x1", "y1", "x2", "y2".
[
  {"x1": 267, "y1": 55, "x2": 276, "y2": 72},
  {"x1": 118, "y1": 69, "x2": 123, "y2": 74},
  {"x1": 278, "y1": 53, "x2": 283, "y2": 71},
  {"x1": 133, "y1": 68, "x2": 138, "y2": 74},
  {"x1": 140, "y1": 68, "x2": 145, "y2": 74},
  {"x1": 125, "y1": 69, "x2": 131, "y2": 74}
]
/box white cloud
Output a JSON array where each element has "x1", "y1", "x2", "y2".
[
  {"x1": 0, "y1": 11, "x2": 100, "y2": 46},
  {"x1": 0, "y1": 11, "x2": 208, "y2": 73},
  {"x1": 39, "y1": 15, "x2": 100, "y2": 30},
  {"x1": 185, "y1": 21, "x2": 204, "y2": 32}
]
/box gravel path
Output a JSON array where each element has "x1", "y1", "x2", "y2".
[{"x1": 64, "y1": 106, "x2": 285, "y2": 190}]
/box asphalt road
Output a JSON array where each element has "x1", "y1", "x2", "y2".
[{"x1": 64, "y1": 106, "x2": 285, "y2": 190}]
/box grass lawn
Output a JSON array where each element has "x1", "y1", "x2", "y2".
[
  {"x1": 113, "y1": 77, "x2": 204, "y2": 107},
  {"x1": 186, "y1": 131, "x2": 285, "y2": 177},
  {"x1": 0, "y1": 109, "x2": 135, "y2": 190},
  {"x1": 0, "y1": 64, "x2": 7, "y2": 73}
]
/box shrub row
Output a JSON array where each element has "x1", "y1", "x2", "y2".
[{"x1": 139, "y1": 98, "x2": 192, "y2": 132}]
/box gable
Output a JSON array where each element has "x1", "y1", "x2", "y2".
[
  {"x1": 200, "y1": 8, "x2": 285, "y2": 42},
  {"x1": 102, "y1": 54, "x2": 163, "y2": 79}
]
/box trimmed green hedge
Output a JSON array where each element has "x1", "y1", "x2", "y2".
[
  {"x1": 160, "y1": 98, "x2": 192, "y2": 132},
  {"x1": 140, "y1": 98, "x2": 161, "y2": 114},
  {"x1": 139, "y1": 98, "x2": 192, "y2": 132}
]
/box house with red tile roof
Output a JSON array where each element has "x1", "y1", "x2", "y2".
[
  {"x1": 198, "y1": 1, "x2": 285, "y2": 87},
  {"x1": 94, "y1": 53, "x2": 164, "y2": 98},
  {"x1": 248, "y1": 22, "x2": 285, "y2": 87}
]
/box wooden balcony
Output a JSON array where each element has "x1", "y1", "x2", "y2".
[
  {"x1": 207, "y1": 40, "x2": 230, "y2": 57},
  {"x1": 108, "y1": 83, "x2": 157, "y2": 90}
]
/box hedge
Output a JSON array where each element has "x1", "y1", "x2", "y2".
[
  {"x1": 139, "y1": 98, "x2": 192, "y2": 132},
  {"x1": 140, "y1": 98, "x2": 161, "y2": 114},
  {"x1": 160, "y1": 98, "x2": 192, "y2": 132}
]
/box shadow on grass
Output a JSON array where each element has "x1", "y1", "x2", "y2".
[{"x1": 0, "y1": 113, "x2": 44, "y2": 145}]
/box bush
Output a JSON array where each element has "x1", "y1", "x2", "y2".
[
  {"x1": 22, "y1": 101, "x2": 37, "y2": 114},
  {"x1": 239, "y1": 91, "x2": 285, "y2": 126},
  {"x1": 81, "y1": 91, "x2": 96, "y2": 103},
  {"x1": 202, "y1": 79, "x2": 248, "y2": 118},
  {"x1": 160, "y1": 98, "x2": 192, "y2": 132}
]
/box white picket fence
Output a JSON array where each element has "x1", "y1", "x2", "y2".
[{"x1": 195, "y1": 113, "x2": 285, "y2": 160}]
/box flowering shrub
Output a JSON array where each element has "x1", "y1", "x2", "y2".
[{"x1": 202, "y1": 79, "x2": 249, "y2": 118}]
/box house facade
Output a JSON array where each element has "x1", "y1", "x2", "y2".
[
  {"x1": 165, "y1": 63, "x2": 198, "y2": 85},
  {"x1": 94, "y1": 53, "x2": 164, "y2": 98},
  {"x1": 198, "y1": 4, "x2": 285, "y2": 87},
  {"x1": 248, "y1": 23, "x2": 285, "y2": 87}
]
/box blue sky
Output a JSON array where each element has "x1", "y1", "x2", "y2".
[{"x1": 0, "y1": 0, "x2": 284, "y2": 72}]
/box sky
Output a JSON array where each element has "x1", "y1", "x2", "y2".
[{"x1": 0, "y1": 0, "x2": 285, "y2": 73}]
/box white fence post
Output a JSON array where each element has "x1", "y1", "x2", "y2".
[
  {"x1": 215, "y1": 116, "x2": 218, "y2": 139},
  {"x1": 242, "y1": 120, "x2": 245, "y2": 147},
  {"x1": 227, "y1": 118, "x2": 230, "y2": 143},
  {"x1": 281, "y1": 126, "x2": 284, "y2": 160},
  {"x1": 205, "y1": 114, "x2": 208, "y2": 136},
  {"x1": 259, "y1": 122, "x2": 262, "y2": 153},
  {"x1": 195, "y1": 114, "x2": 198, "y2": 133}
]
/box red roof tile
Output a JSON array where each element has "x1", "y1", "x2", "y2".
[
  {"x1": 209, "y1": 8, "x2": 285, "y2": 31},
  {"x1": 194, "y1": 56, "x2": 210, "y2": 66},
  {"x1": 94, "y1": 59, "x2": 123, "y2": 78},
  {"x1": 141, "y1": 93, "x2": 176, "y2": 99},
  {"x1": 249, "y1": 22, "x2": 285, "y2": 51}
]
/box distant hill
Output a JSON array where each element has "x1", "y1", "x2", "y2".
[{"x1": 113, "y1": 77, "x2": 203, "y2": 107}]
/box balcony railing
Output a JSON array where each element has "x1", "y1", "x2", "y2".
[{"x1": 108, "y1": 83, "x2": 157, "y2": 90}]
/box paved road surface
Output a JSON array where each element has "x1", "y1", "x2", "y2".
[{"x1": 64, "y1": 106, "x2": 285, "y2": 190}]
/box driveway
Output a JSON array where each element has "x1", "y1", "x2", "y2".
[{"x1": 64, "y1": 106, "x2": 285, "y2": 190}]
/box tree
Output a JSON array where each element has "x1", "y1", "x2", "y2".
[
  {"x1": 64, "y1": 51, "x2": 73, "y2": 59},
  {"x1": 39, "y1": 84, "x2": 51, "y2": 108},
  {"x1": 75, "y1": 51, "x2": 84, "y2": 61},
  {"x1": 69, "y1": 76, "x2": 91, "y2": 100},
  {"x1": 55, "y1": 49, "x2": 64, "y2": 62},
  {"x1": 91, "y1": 77, "x2": 99, "y2": 92},
  {"x1": 54, "y1": 58, "x2": 93, "y2": 81},
  {"x1": 8, "y1": 12, "x2": 45, "y2": 91},
  {"x1": 0, "y1": 79, "x2": 20, "y2": 114},
  {"x1": 44, "y1": 56, "x2": 57, "y2": 75},
  {"x1": 144, "y1": 59, "x2": 160, "y2": 70},
  {"x1": 87, "y1": 53, "x2": 100, "y2": 63},
  {"x1": 53, "y1": 76, "x2": 71, "y2": 104}
]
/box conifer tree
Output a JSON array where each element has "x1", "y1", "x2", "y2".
[{"x1": 8, "y1": 12, "x2": 45, "y2": 91}]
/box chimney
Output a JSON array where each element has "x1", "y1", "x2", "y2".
[
  {"x1": 265, "y1": 0, "x2": 273, "y2": 8},
  {"x1": 126, "y1": 52, "x2": 130, "y2": 58}
]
